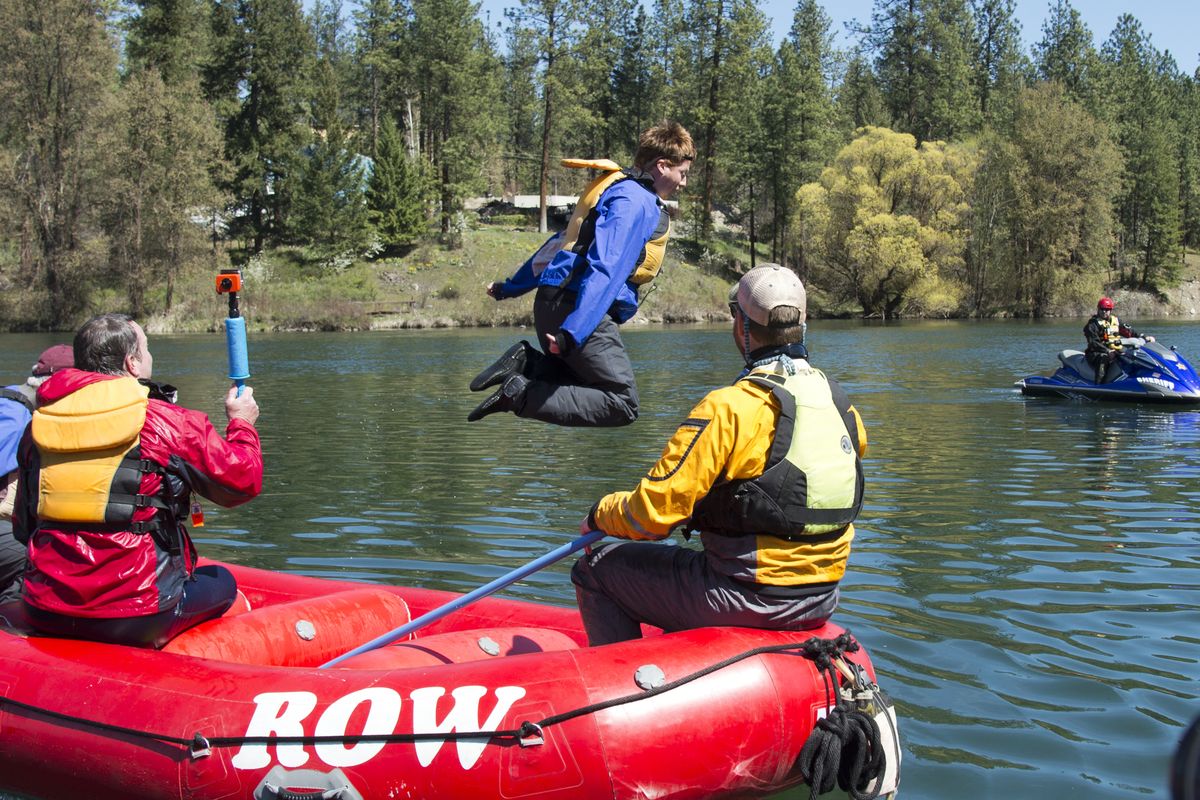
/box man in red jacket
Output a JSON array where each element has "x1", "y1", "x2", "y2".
[{"x1": 13, "y1": 313, "x2": 263, "y2": 648}]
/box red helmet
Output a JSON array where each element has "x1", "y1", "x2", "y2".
[{"x1": 1098, "y1": 297, "x2": 1114, "y2": 310}]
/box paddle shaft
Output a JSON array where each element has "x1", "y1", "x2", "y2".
[{"x1": 319, "y1": 529, "x2": 604, "y2": 668}]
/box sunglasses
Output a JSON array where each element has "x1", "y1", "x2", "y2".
[{"x1": 728, "y1": 302, "x2": 740, "y2": 319}]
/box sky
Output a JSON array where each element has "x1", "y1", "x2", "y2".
[{"x1": 475, "y1": 0, "x2": 1200, "y2": 76}]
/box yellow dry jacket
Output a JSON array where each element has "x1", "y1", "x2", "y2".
[
  {"x1": 528, "y1": 158, "x2": 670, "y2": 286},
  {"x1": 591, "y1": 362, "x2": 867, "y2": 587},
  {"x1": 31, "y1": 377, "x2": 173, "y2": 534}
]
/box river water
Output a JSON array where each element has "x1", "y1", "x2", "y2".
[{"x1": 2, "y1": 318, "x2": 1197, "y2": 799}]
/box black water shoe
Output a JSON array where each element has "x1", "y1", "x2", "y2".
[
  {"x1": 470, "y1": 341, "x2": 531, "y2": 392},
  {"x1": 467, "y1": 374, "x2": 529, "y2": 422}
]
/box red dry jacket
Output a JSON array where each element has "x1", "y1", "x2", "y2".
[{"x1": 13, "y1": 369, "x2": 262, "y2": 618}]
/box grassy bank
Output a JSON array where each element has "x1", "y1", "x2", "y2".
[
  {"x1": 149, "y1": 223, "x2": 741, "y2": 334},
  {"x1": 71, "y1": 224, "x2": 1200, "y2": 335}
]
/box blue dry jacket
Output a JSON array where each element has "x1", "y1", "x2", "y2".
[
  {"x1": 497, "y1": 178, "x2": 662, "y2": 348},
  {"x1": 0, "y1": 386, "x2": 33, "y2": 475}
]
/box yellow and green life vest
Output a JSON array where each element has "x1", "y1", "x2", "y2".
[{"x1": 692, "y1": 368, "x2": 864, "y2": 540}]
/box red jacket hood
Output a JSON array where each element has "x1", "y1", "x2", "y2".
[{"x1": 36, "y1": 369, "x2": 123, "y2": 405}]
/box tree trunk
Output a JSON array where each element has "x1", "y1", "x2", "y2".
[
  {"x1": 538, "y1": 9, "x2": 557, "y2": 235},
  {"x1": 701, "y1": 0, "x2": 723, "y2": 243}
]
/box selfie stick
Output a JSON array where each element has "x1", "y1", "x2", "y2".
[{"x1": 216, "y1": 269, "x2": 249, "y2": 397}]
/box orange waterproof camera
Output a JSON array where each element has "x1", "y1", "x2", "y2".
[{"x1": 215, "y1": 270, "x2": 242, "y2": 294}]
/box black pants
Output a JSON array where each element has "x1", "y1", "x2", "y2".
[
  {"x1": 0, "y1": 520, "x2": 25, "y2": 603},
  {"x1": 1087, "y1": 352, "x2": 1118, "y2": 383},
  {"x1": 519, "y1": 285, "x2": 639, "y2": 427},
  {"x1": 24, "y1": 564, "x2": 237, "y2": 648}
]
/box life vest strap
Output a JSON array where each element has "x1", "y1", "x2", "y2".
[{"x1": 1, "y1": 388, "x2": 34, "y2": 412}]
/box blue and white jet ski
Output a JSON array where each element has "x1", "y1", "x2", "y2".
[{"x1": 1016, "y1": 338, "x2": 1200, "y2": 404}]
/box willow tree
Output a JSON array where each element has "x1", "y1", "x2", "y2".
[{"x1": 795, "y1": 126, "x2": 974, "y2": 318}]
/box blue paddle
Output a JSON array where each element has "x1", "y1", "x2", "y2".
[{"x1": 320, "y1": 529, "x2": 604, "y2": 668}]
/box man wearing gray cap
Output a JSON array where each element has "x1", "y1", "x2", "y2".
[{"x1": 571, "y1": 264, "x2": 868, "y2": 645}]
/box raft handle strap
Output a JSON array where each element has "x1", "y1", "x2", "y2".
[{"x1": 262, "y1": 785, "x2": 346, "y2": 800}]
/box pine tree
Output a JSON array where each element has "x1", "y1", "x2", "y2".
[
  {"x1": 208, "y1": 0, "x2": 315, "y2": 253},
  {"x1": 125, "y1": 0, "x2": 212, "y2": 85},
  {"x1": 610, "y1": 7, "x2": 657, "y2": 155},
  {"x1": 763, "y1": 0, "x2": 837, "y2": 268},
  {"x1": 349, "y1": 0, "x2": 409, "y2": 159},
  {"x1": 1178, "y1": 69, "x2": 1200, "y2": 250},
  {"x1": 715, "y1": 0, "x2": 772, "y2": 264},
  {"x1": 980, "y1": 83, "x2": 1121, "y2": 316},
  {"x1": 835, "y1": 47, "x2": 887, "y2": 132},
  {"x1": 500, "y1": 22, "x2": 542, "y2": 194},
  {"x1": 103, "y1": 69, "x2": 226, "y2": 315},
  {"x1": 970, "y1": 0, "x2": 1024, "y2": 126},
  {"x1": 912, "y1": 0, "x2": 979, "y2": 140},
  {"x1": 409, "y1": 0, "x2": 501, "y2": 246},
  {"x1": 572, "y1": 0, "x2": 636, "y2": 159},
  {"x1": 1099, "y1": 15, "x2": 1183, "y2": 288},
  {"x1": 367, "y1": 115, "x2": 430, "y2": 249},
  {"x1": 1032, "y1": 0, "x2": 1097, "y2": 108},
  {"x1": 506, "y1": 0, "x2": 579, "y2": 233},
  {"x1": 289, "y1": 57, "x2": 372, "y2": 256},
  {"x1": 870, "y1": 0, "x2": 921, "y2": 133}
]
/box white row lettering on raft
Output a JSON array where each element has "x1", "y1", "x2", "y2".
[{"x1": 230, "y1": 685, "x2": 528, "y2": 770}]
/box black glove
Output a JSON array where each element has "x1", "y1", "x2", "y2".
[{"x1": 556, "y1": 330, "x2": 576, "y2": 357}]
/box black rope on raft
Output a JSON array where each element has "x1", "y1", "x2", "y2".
[
  {"x1": 0, "y1": 633, "x2": 868, "y2": 761},
  {"x1": 794, "y1": 638, "x2": 888, "y2": 800}
]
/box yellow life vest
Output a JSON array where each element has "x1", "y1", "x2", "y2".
[
  {"x1": 1101, "y1": 315, "x2": 1123, "y2": 350},
  {"x1": 532, "y1": 158, "x2": 671, "y2": 286},
  {"x1": 31, "y1": 377, "x2": 164, "y2": 527}
]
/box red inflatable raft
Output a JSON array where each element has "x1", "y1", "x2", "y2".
[{"x1": 0, "y1": 559, "x2": 900, "y2": 800}]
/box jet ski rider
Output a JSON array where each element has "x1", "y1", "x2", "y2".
[{"x1": 1084, "y1": 296, "x2": 1154, "y2": 383}]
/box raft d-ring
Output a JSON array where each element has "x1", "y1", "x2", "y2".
[
  {"x1": 189, "y1": 733, "x2": 212, "y2": 759},
  {"x1": 518, "y1": 722, "x2": 545, "y2": 748}
]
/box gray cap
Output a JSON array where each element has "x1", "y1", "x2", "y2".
[{"x1": 730, "y1": 264, "x2": 806, "y2": 327}]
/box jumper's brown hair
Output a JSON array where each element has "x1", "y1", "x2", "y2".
[{"x1": 634, "y1": 121, "x2": 695, "y2": 169}]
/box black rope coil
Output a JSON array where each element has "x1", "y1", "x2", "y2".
[
  {"x1": 794, "y1": 636, "x2": 889, "y2": 800},
  {"x1": 797, "y1": 704, "x2": 884, "y2": 800}
]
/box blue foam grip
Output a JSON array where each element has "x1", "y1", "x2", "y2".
[{"x1": 224, "y1": 317, "x2": 250, "y2": 394}]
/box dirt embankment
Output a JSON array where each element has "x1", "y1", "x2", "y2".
[{"x1": 1106, "y1": 276, "x2": 1200, "y2": 321}]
